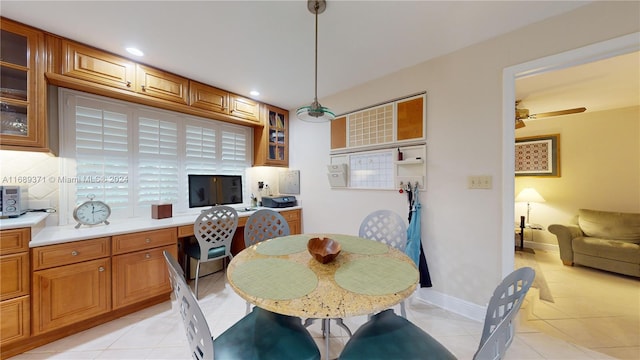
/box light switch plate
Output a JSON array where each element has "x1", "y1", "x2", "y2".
[{"x1": 468, "y1": 175, "x2": 492, "y2": 189}]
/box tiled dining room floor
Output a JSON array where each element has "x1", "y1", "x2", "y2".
[{"x1": 8, "y1": 249, "x2": 639, "y2": 360}]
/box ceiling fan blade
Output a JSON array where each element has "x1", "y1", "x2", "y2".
[
  {"x1": 515, "y1": 119, "x2": 526, "y2": 129},
  {"x1": 529, "y1": 107, "x2": 586, "y2": 119}
]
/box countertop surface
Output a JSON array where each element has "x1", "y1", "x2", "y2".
[{"x1": 1, "y1": 206, "x2": 301, "y2": 248}]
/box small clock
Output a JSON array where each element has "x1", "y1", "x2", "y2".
[{"x1": 73, "y1": 194, "x2": 111, "y2": 229}]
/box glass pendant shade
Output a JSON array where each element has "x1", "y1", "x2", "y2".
[{"x1": 297, "y1": 100, "x2": 335, "y2": 123}]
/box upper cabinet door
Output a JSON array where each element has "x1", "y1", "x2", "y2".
[
  {"x1": 229, "y1": 94, "x2": 260, "y2": 123},
  {"x1": 189, "y1": 81, "x2": 229, "y2": 114},
  {"x1": 62, "y1": 40, "x2": 135, "y2": 91},
  {"x1": 136, "y1": 64, "x2": 189, "y2": 105},
  {"x1": 0, "y1": 19, "x2": 47, "y2": 151}
]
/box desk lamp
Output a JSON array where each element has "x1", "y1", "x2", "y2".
[{"x1": 515, "y1": 188, "x2": 546, "y2": 226}]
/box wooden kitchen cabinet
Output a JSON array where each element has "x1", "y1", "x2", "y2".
[
  {"x1": 0, "y1": 18, "x2": 47, "y2": 151},
  {"x1": 0, "y1": 227, "x2": 30, "y2": 347},
  {"x1": 61, "y1": 40, "x2": 136, "y2": 91},
  {"x1": 229, "y1": 94, "x2": 260, "y2": 123},
  {"x1": 136, "y1": 63, "x2": 188, "y2": 105},
  {"x1": 31, "y1": 237, "x2": 111, "y2": 334},
  {"x1": 254, "y1": 104, "x2": 289, "y2": 166},
  {"x1": 32, "y1": 257, "x2": 111, "y2": 334},
  {"x1": 189, "y1": 80, "x2": 229, "y2": 114},
  {"x1": 111, "y1": 228, "x2": 177, "y2": 309},
  {"x1": 279, "y1": 209, "x2": 301, "y2": 235}
]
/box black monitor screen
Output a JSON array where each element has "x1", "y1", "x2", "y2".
[{"x1": 188, "y1": 175, "x2": 243, "y2": 208}]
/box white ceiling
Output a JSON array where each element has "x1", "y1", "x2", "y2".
[{"x1": 3, "y1": 0, "x2": 636, "y2": 115}]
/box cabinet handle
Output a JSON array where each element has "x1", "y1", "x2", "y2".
[
  {"x1": 71, "y1": 250, "x2": 79, "y2": 256},
  {"x1": 126, "y1": 81, "x2": 132, "y2": 87},
  {"x1": 145, "y1": 253, "x2": 151, "y2": 259},
  {"x1": 141, "y1": 85, "x2": 146, "y2": 91},
  {"x1": 98, "y1": 266, "x2": 105, "y2": 272},
  {"x1": 145, "y1": 238, "x2": 151, "y2": 243}
]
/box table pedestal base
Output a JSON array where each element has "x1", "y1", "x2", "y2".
[{"x1": 304, "y1": 318, "x2": 352, "y2": 360}]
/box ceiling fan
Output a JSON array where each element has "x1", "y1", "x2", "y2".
[{"x1": 515, "y1": 100, "x2": 586, "y2": 129}]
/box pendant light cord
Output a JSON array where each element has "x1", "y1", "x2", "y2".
[{"x1": 314, "y1": 1, "x2": 319, "y2": 103}]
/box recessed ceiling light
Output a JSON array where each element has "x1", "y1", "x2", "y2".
[
  {"x1": 126, "y1": 47, "x2": 144, "y2": 57},
  {"x1": 250, "y1": 90, "x2": 260, "y2": 97}
]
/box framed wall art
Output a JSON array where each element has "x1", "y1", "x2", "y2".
[{"x1": 515, "y1": 134, "x2": 560, "y2": 177}]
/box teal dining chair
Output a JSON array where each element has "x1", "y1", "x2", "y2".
[
  {"x1": 164, "y1": 251, "x2": 321, "y2": 360},
  {"x1": 339, "y1": 267, "x2": 535, "y2": 360},
  {"x1": 184, "y1": 205, "x2": 238, "y2": 299}
]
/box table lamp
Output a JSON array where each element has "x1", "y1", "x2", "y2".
[{"x1": 515, "y1": 187, "x2": 545, "y2": 225}]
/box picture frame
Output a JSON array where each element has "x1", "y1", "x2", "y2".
[{"x1": 515, "y1": 134, "x2": 560, "y2": 177}]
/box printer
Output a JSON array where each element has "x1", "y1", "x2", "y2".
[{"x1": 261, "y1": 195, "x2": 297, "y2": 208}]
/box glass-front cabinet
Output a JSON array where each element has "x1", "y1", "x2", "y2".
[
  {"x1": 254, "y1": 104, "x2": 288, "y2": 166},
  {"x1": 0, "y1": 19, "x2": 47, "y2": 150}
]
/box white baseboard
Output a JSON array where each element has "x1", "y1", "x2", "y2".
[
  {"x1": 526, "y1": 241, "x2": 558, "y2": 252},
  {"x1": 415, "y1": 287, "x2": 486, "y2": 322}
]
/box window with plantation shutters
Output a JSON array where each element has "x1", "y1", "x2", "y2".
[
  {"x1": 60, "y1": 89, "x2": 251, "y2": 224},
  {"x1": 137, "y1": 112, "x2": 179, "y2": 207},
  {"x1": 70, "y1": 96, "x2": 132, "y2": 217}
]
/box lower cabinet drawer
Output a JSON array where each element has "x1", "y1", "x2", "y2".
[
  {"x1": 0, "y1": 252, "x2": 29, "y2": 301},
  {"x1": 112, "y1": 244, "x2": 177, "y2": 310},
  {"x1": 0, "y1": 295, "x2": 30, "y2": 346}
]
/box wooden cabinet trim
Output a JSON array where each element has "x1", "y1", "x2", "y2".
[{"x1": 32, "y1": 237, "x2": 110, "y2": 271}]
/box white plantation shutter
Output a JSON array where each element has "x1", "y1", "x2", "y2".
[
  {"x1": 61, "y1": 89, "x2": 252, "y2": 222},
  {"x1": 137, "y1": 114, "x2": 179, "y2": 207},
  {"x1": 73, "y1": 100, "x2": 131, "y2": 214},
  {"x1": 185, "y1": 123, "x2": 217, "y2": 173},
  {"x1": 220, "y1": 126, "x2": 249, "y2": 173}
]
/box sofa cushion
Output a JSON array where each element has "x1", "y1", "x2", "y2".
[
  {"x1": 578, "y1": 209, "x2": 640, "y2": 242},
  {"x1": 573, "y1": 236, "x2": 640, "y2": 263}
]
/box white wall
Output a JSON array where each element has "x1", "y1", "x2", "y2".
[
  {"x1": 288, "y1": 1, "x2": 640, "y2": 315},
  {"x1": 515, "y1": 106, "x2": 640, "y2": 245}
]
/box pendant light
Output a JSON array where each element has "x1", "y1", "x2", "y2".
[{"x1": 297, "y1": 0, "x2": 335, "y2": 123}]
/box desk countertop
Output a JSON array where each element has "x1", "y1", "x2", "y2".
[{"x1": 0, "y1": 206, "x2": 301, "y2": 248}]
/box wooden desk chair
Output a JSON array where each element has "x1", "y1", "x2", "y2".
[
  {"x1": 164, "y1": 251, "x2": 321, "y2": 360},
  {"x1": 184, "y1": 205, "x2": 238, "y2": 299}
]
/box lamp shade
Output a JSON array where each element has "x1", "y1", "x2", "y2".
[
  {"x1": 515, "y1": 188, "x2": 546, "y2": 203},
  {"x1": 297, "y1": 100, "x2": 335, "y2": 123}
]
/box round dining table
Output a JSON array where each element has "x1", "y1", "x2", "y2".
[{"x1": 227, "y1": 233, "x2": 418, "y2": 359}]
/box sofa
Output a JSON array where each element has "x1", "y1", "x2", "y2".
[{"x1": 548, "y1": 209, "x2": 640, "y2": 277}]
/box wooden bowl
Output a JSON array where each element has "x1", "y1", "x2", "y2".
[{"x1": 307, "y1": 237, "x2": 341, "y2": 264}]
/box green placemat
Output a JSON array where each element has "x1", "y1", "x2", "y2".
[
  {"x1": 328, "y1": 234, "x2": 389, "y2": 255},
  {"x1": 334, "y1": 257, "x2": 418, "y2": 295},
  {"x1": 255, "y1": 235, "x2": 312, "y2": 255},
  {"x1": 230, "y1": 258, "x2": 318, "y2": 300}
]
